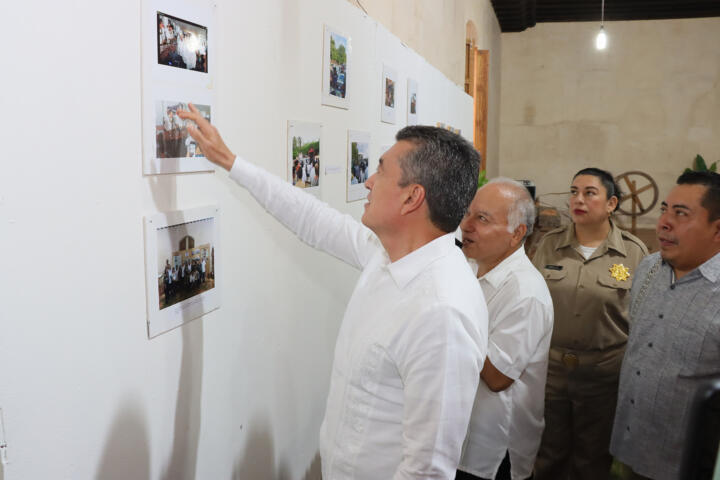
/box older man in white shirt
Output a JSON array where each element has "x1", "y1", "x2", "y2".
[
  {"x1": 457, "y1": 179, "x2": 554, "y2": 480},
  {"x1": 178, "y1": 104, "x2": 489, "y2": 480}
]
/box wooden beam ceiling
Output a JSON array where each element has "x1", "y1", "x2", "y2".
[{"x1": 491, "y1": 0, "x2": 720, "y2": 32}]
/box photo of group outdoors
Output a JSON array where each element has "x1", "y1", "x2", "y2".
[
  {"x1": 157, "y1": 12, "x2": 208, "y2": 73},
  {"x1": 329, "y1": 32, "x2": 348, "y2": 98},
  {"x1": 287, "y1": 121, "x2": 321, "y2": 190},
  {"x1": 156, "y1": 217, "x2": 216, "y2": 310},
  {"x1": 381, "y1": 65, "x2": 397, "y2": 124},
  {"x1": 407, "y1": 78, "x2": 418, "y2": 125},
  {"x1": 347, "y1": 130, "x2": 371, "y2": 202},
  {"x1": 322, "y1": 25, "x2": 350, "y2": 109},
  {"x1": 155, "y1": 101, "x2": 211, "y2": 158}
]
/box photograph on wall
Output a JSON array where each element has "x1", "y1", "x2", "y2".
[
  {"x1": 407, "y1": 78, "x2": 418, "y2": 125},
  {"x1": 347, "y1": 130, "x2": 371, "y2": 202},
  {"x1": 322, "y1": 25, "x2": 351, "y2": 109},
  {"x1": 144, "y1": 205, "x2": 220, "y2": 338},
  {"x1": 381, "y1": 64, "x2": 398, "y2": 124},
  {"x1": 142, "y1": 0, "x2": 217, "y2": 174},
  {"x1": 143, "y1": 85, "x2": 214, "y2": 174},
  {"x1": 287, "y1": 121, "x2": 321, "y2": 193},
  {"x1": 157, "y1": 12, "x2": 208, "y2": 73},
  {"x1": 155, "y1": 100, "x2": 211, "y2": 159}
]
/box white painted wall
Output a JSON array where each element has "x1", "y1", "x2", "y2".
[
  {"x1": 499, "y1": 18, "x2": 720, "y2": 226},
  {"x1": 0, "y1": 1, "x2": 473, "y2": 479}
]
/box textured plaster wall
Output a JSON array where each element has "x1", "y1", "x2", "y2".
[
  {"x1": 0, "y1": 0, "x2": 473, "y2": 478},
  {"x1": 345, "y1": 0, "x2": 503, "y2": 176},
  {"x1": 499, "y1": 18, "x2": 720, "y2": 225}
]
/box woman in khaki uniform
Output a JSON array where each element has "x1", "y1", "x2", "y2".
[{"x1": 532, "y1": 168, "x2": 648, "y2": 480}]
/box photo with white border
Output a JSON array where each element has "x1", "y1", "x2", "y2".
[
  {"x1": 144, "y1": 205, "x2": 220, "y2": 338},
  {"x1": 142, "y1": 0, "x2": 217, "y2": 174},
  {"x1": 322, "y1": 25, "x2": 351, "y2": 109},
  {"x1": 381, "y1": 64, "x2": 398, "y2": 124}
]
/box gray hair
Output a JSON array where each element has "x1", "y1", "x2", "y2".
[
  {"x1": 484, "y1": 177, "x2": 536, "y2": 240},
  {"x1": 395, "y1": 126, "x2": 480, "y2": 232}
]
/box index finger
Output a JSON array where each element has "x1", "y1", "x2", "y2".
[{"x1": 177, "y1": 103, "x2": 212, "y2": 132}]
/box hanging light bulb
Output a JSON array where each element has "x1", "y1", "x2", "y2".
[
  {"x1": 595, "y1": 0, "x2": 607, "y2": 50},
  {"x1": 596, "y1": 26, "x2": 607, "y2": 50}
]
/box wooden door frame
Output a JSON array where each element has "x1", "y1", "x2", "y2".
[{"x1": 465, "y1": 43, "x2": 489, "y2": 172}]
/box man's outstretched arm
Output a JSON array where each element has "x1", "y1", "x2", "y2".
[{"x1": 177, "y1": 104, "x2": 376, "y2": 269}]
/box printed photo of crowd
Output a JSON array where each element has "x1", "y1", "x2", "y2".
[
  {"x1": 157, "y1": 12, "x2": 208, "y2": 73},
  {"x1": 350, "y1": 140, "x2": 370, "y2": 185},
  {"x1": 291, "y1": 136, "x2": 320, "y2": 188},
  {"x1": 155, "y1": 101, "x2": 211, "y2": 158},
  {"x1": 156, "y1": 218, "x2": 216, "y2": 310},
  {"x1": 329, "y1": 32, "x2": 347, "y2": 98}
]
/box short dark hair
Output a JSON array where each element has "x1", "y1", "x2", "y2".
[
  {"x1": 677, "y1": 170, "x2": 720, "y2": 221},
  {"x1": 395, "y1": 126, "x2": 481, "y2": 232},
  {"x1": 574, "y1": 167, "x2": 622, "y2": 212}
]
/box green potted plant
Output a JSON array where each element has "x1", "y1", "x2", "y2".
[
  {"x1": 478, "y1": 169, "x2": 488, "y2": 188},
  {"x1": 685, "y1": 154, "x2": 717, "y2": 174}
]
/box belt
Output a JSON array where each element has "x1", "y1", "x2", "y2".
[{"x1": 549, "y1": 345, "x2": 625, "y2": 370}]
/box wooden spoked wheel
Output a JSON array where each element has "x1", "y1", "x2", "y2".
[{"x1": 614, "y1": 171, "x2": 659, "y2": 232}]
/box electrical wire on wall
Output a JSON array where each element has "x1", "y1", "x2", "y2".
[{"x1": 355, "y1": 0, "x2": 368, "y2": 15}]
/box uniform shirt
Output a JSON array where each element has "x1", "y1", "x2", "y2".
[
  {"x1": 229, "y1": 157, "x2": 488, "y2": 480},
  {"x1": 531, "y1": 221, "x2": 648, "y2": 351},
  {"x1": 459, "y1": 247, "x2": 554, "y2": 480},
  {"x1": 610, "y1": 252, "x2": 720, "y2": 480}
]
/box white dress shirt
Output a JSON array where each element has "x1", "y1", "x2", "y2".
[
  {"x1": 459, "y1": 247, "x2": 553, "y2": 480},
  {"x1": 229, "y1": 157, "x2": 488, "y2": 480}
]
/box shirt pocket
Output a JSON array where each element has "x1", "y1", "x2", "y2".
[
  {"x1": 596, "y1": 273, "x2": 631, "y2": 307},
  {"x1": 596, "y1": 273, "x2": 632, "y2": 291},
  {"x1": 677, "y1": 324, "x2": 720, "y2": 378},
  {"x1": 542, "y1": 269, "x2": 567, "y2": 282}
]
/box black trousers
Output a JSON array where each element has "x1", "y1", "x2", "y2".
[{"x1": 456, "y1": 451, "x2": 534, "y2": 480}]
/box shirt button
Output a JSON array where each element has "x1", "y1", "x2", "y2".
[
  {"x1": 626, "y1": 426, "x2": 630, "y2": 431},
  {"x1": 648, "y1": 342, "x2": 653, "y2": 348},
  {"x1": 670, "y1": 284, "x2": 676, "y2": 290},
  {"x1": 579, "y1": 285, "x2": 584, "y2": 289},
  {"x1": 630, "y1": 399, "x2": 635, "y2": 404},
  {"x1": 658, "y1": 314, "x2": 664, "y2": 319},
  {"x1": 636, "y1": 370, "x2": 641, "y2": 376}
]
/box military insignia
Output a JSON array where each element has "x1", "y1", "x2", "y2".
[{"x1": 609, "y1": 263, "x2": 630, "y2": 281}]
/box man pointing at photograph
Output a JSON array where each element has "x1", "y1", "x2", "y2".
[{"x1": 178, "y1": 104, "x2": 488, "y2": 479}]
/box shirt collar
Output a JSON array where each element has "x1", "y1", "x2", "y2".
[
  {"x1": 479, "y1": 245, "x2": 526, "y2": 288},
  {"x1": 698, "y1": 251, "x2": 720, "y2": 282},
  {"x1": 662, "y1": 252, "x2": 720, "y2": 283},
  {"x1": 554, "y1": 219, "x2": 627, "y2": 257},
  {"x1": 386, "y1": 233, "x2": 456, "y2": 289}
]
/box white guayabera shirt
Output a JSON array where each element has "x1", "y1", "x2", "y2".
[
  {"x1": 230, "y1": 157, "x2": 488, "y2": 480},
  {"x1": 459, "y1": 247, "x2": 554, "y2": 480}
]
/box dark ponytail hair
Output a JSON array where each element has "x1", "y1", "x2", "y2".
[{"x1": 573, "y1": 167, "x2": 621, "y2": 212}]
